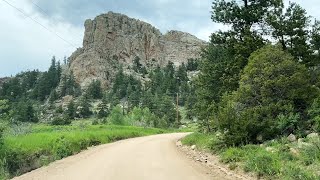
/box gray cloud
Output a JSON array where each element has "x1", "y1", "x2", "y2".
[
  {"x1": 31, "y1": 0, "x2": 216, "y2": 40},
  {"x1": 0, "y1": 0, "x2": 320, "y2": 77}
]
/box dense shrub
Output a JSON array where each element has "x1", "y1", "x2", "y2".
[
  {"x1": 51, "y1": 116, "x2": 71, "y2": 126},
  {"x1": 86, "y1": 80, "x2": 103, "y2": 99},
  {"x1": 12, "y1": 100, "x2": 38, "y2": 123},
  {"x1": 216, "y1": 46, "x2": 318, "y2": 145},
  {"x1": 76, "y1": 96, "x2": 92, "y2": 118},
  {"x1": 125, "y1": 107, "x2": 157, "y2": 127},
  {"x1": 108, "y1": 105, "x2": 125, "y2": 125},
  {"x1": 308, "y1": 97, "x2": 320, "y2": 132},
  {"x1": 0, "y1": 124, "x2": 4, "y2": 146},
  {"x1": 96, "y1": 101, "x2": 109, "y2": 119}
]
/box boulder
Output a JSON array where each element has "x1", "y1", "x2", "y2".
[
  {"x1": 287, "y1": 134, "x2": 296, "y2": 142},
  {"x1": 306, "y1": 133, "x2": 319, "y2": 139},
  {"x1": 266, "y1": 147, "x2": 275, "y2": 153},
  {"x1": 290, "y1": 148, "x2": 299, "y2": 156}
]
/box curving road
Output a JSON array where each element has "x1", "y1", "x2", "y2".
[{"x1": 13, "y1": 133, "x2": 225, "y2": 180}]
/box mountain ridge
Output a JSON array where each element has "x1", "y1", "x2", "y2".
[{"x1": 68, "y1": 11, "x2": 207, "y2": 88}]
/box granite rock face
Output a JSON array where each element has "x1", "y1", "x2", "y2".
[{"x1": 69, "y1": 12, "x2": 207, "y2": 88}]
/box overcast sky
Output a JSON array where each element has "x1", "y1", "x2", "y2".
[{"x1": 0, "y1": 0, "x2": 319, "y2": 77}]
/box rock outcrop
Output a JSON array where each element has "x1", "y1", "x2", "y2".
[{"x1": 69, "y1": 12, "x2": 207, "y2": 88}]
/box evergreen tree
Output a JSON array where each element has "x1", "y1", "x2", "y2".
[
  {"x1": 86, "y1": 80, "x2": 103, "y2": 99},
  {"x1": 0, "y1": 99, "x2": 11, "y2": 121},
  {"x1": 96, "y1": 99, "x2": 109, "y2": 119},
  {"x1": 63, "y1": 56, "x2": 67, "y2": 65},
  {"x1": 176, "y1": 63, "x2": 188, "y2": 86},
  {"x1": 132, "y1": 56, "x2": 142, "y2": 73},
  {"x1": 112, "y1": 68, "x2": 127, "y2": 98},
  {"x1": 217, "y1": 46, "x2": 317, "y2": 145},
  {"x1": 108, "y1": 105, "x2": 125, "y2": 125},
  {"x1": 65, "y1": 100, "x2": 75, "y2": 120},
  {"x1": 60, "y1": 72, "x2": 81, "y2": 97},
  {"x1": 13, "y1": 100, "x2": 38, "y2": 122},
  {"x1": 0, "y1": 77, "x2": 22, "y2": 100},
  {"x1": 49, "y1": 90, "x2": 58, "y2": 103},
  {"x1": 163, "y1": 61, "x2": 177, "y2": 94},
  {"x1": 186, "y1": 58, "x2": 199, "y2": 71},
  {"x1": 267, "y1": 2, "x2": 312, "y2": 65},
  {"x1": 76, "y1": 96, "x2": 92, "y2": 118}
]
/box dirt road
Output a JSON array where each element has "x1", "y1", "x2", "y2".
[{"x1": 13, "y1": 133, "x2": 232, "y2": 180}]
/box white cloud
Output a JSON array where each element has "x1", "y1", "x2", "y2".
[
  {"x1": 0, "y1": 0, "x2": 83, "y2": 77},
  {"x1": 0, "y1": 0, "x2": 320, "y2": 77}
]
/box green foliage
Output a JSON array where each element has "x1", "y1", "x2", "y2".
[
  {"x1": 125, "y1": 107, "x2": 157, "y2": 127},
  {"x1": 276, "y1": 113, "x2": 300, "y2": 135},
  {"x1": 308, "y1": 97, "x2": 320, "y2": 132},
  {"x1": 216, "y1": 46, "x2": 317, "y2": 145},
  {"x1": 0, "y1": 123, "x2": 5, "y2": 146},
  {"x1": 194, "y1": 46, "x2": 238, "y2": 132},
  {"x1": 49, "y1": 90, "x2": 58, "y2": 103},
  {"x1": 33, "y1": 57, "x2": 62, "y2": 101},
  {"x1": 132, "y1": 56, "x2": 147, "y2": 75},
  {"x1": 96, "y1": 100, "x2": 109, "y2": 119},
  {"x1": 244, "y1": 151, "x2": 281, "y2": 176},
  {"x1": 0, "y1": 124, "x2": 168, "y2": 177},
  {"x1": 55, "y1": 105, "x2": 63, "y2": 114},
  {"x1": 111, "y1": 68, "x2": 142, "y2": 101},
  {"x1": 210, "y1": 0, "x2": 270, "y2": 75},
  {"x1": 0, "y1": 99, "x2": 10, "y2": 121},
  {"x1": 186, "y1": 58, "x2": 198, "y2": 71},
  {"x1": 12, "y1": 100, "x2": 38, "y2": 123},
  {"x1": 60, "y1": 72, "x2": 81, "y2": 97},
  {"x1": 149, "y1": 94, "x2": 178, "y2": 127},
  {"x1": 282, "y1": 163, "x2": 319, "y2": 180},
  {"x1": 300, "y1": 138, "x2": 320, "y2": 165},
  {"x1": 267, "y1": 2, "x2": 313, "y2": 66},
  {"x1": 193, "y1": 0, "x2": 320, "y2": 136},
  {"x1": 52, "y1": 136, "x2": 73, "y2": 159},
  {"x1": 108, "y1": 105, "x2": 125, "y2": 125},
  {"x1": 220, "y1": 147, "x2": 246, "y2": 163},
  {"x1": 86, "y1": 80, "x2": 103, "y2": 99},
  {"x1": 65, "y1": 100, "x2": 76, "y2": 120},
  {"x1": 109, "y1": 62, "x2": 190, "y2": 127},
  {"x1": 51, "y1": 116, "x2": 71, "y2": 126},
  {"x1": 76, "y1": 96, "x2": 92, "y2": 118},
  {"x1": 182, "y1": 132, "x2": 320, "y2": 179},
  {"x1": 181, "y1": 133, "x2": 219, "y2": 151},
  {"x1": 0, "y1": 70, "x2": 40, "y2": 101}
]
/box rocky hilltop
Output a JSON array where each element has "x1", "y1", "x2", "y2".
[{"x1": 69, "y1": 12, "x2": 207, "y2": 88}]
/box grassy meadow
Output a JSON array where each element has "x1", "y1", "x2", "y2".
[
  {"x1": 182, "y1": 133, "x2": 320, "y2": 180},
  {"x1": 0, "y1": 122, "x2": 168, "y2": 179}
]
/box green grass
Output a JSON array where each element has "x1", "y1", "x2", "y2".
[
  {"x1": 181, "y1": 132, "x2": 214, "y2": 150},
  {"x1": 0, "y1": 124, "x2": 168, "y2": 178},
  {"x1": 182, "y1": 133, "x2": 320, "y2": 179}
]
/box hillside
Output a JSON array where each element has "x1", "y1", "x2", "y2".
[{"x1": 68, "y1": 12, "x2": 206, "y2": 88}]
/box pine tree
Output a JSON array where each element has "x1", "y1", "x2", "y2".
[
  {"x1": 76, "y1": 96, "x2": 92, "y2": 118},
  {"x1": 13, "y1": 100, "x2": 38, "y2": 122},
  {"x1": 65, "y1": 100, "x2": 75, "y2": 120},
  {"x1": 49, "y1": 90, "x2": 58, "y2": 103},
  {"x1": 97, "y1": 98, "x2": 109, "y2": 119},
  {"x1": 63, "y1": 56, "x2": 67, "y2": 65},
  {"x1": 86, "y1": 80, "x2": 103, "y2": 99}
]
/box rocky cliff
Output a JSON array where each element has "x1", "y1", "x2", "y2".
[{"x1": 69, "y1": 12, "x2": 207, "y2": 88}]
